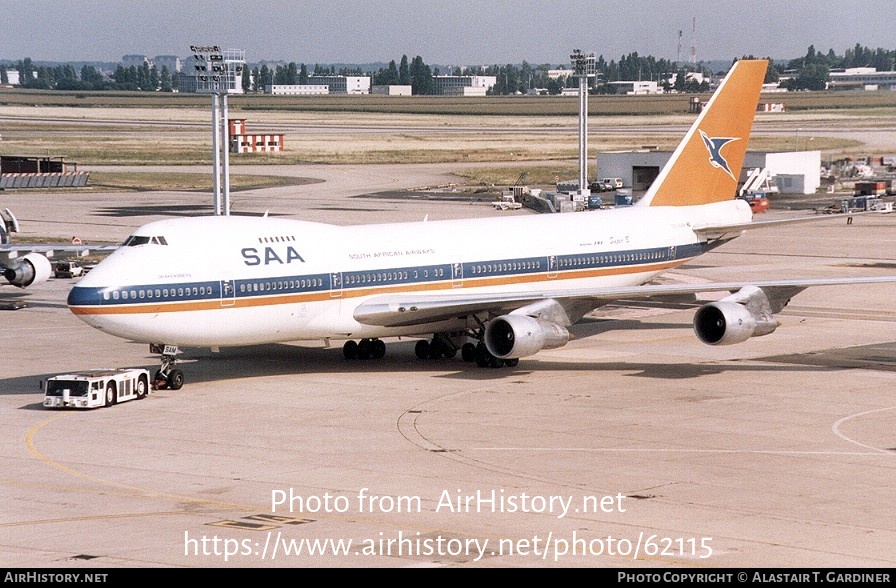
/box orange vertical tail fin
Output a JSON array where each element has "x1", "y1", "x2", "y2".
[{"x1": 638, "y1": 59, "x2": 768, "y2": 207}]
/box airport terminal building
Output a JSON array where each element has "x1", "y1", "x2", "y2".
[
  {"x1": 265, "y1": 84, "x2": 329, "y2": 95},
  {"x1": 431, "y1": 75, "x2": 497, "y2": 96},
  {"x1": 306, "y1": 75, "x2": 371, "y2": 94},
  {"x1": 264, "y1": 76, "x2": 371, "y2": 95},
  {"x1": 828, "y1": 67, "x2": 896, "y2": 91}
]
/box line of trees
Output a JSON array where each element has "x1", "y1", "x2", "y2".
[
  {"x1": 3, "y1": 44, "x2": 896, "y2": 94},
  {"x1": 110, "y1": 62, "x2": 175, "y2": 91},
  {"x1": 252, "y1": 53, "x2": 700, "y2": 96},
  {"x1": 250, "y1": 55, "x2": 434, "y2": 95},
  {"x1": 4, "y1": 57, "x2": 177, "y2": 91},
  {"x1": 370, "y1": 56, "x2": 433, "y2": 95},
  {"x1": 778, "y1": 44, "x2": 896, "y2": 91}
]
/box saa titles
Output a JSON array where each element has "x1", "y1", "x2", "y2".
[{"x1": 241, "y1": 246, "x2": 305, "y2": 266}]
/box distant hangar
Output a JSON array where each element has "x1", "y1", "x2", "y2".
[{"x1": 597, "y1": 149, "x2": 821, "y2": 195}]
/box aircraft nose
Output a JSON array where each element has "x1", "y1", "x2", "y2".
[{"x1": 67, "y1": 283, "x2": 103, "y2": 309}]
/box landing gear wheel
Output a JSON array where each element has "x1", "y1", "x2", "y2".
[
  {"x1": 343, "y1": 340, "x2": 358, "y2": 360},
  {"x1": 461, "y1": 343, "x2": 476, "y2": 362},
  {"x1": 371, "y1": 338, "x2": 386, "y2": 359},
  {"x1": 357, "y1": 338, "x2": 372, "y2": 360},
  {"x1": 505, "y1": 358, "x2": 520, "y2": 367},
  {"x1": 428, "y1": 339, "x2": 444, "y2": 359},
  {"x1": 415, "y1": 340, "x2": 430, "y2": 359},
  {"x1": 475, "y1": 344, "x2": 491, "y2": 368},
  {"x1": 167, "y1": 369, "x2": 184, "y2": 391}
]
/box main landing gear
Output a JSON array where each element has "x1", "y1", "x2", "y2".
[
  {"x1": 340, "y1": 330, "x2": 520, "y2": 369},
  {"x1": 415, "y1": 336, "x2": 519, "y2": 368},
  {"x1": 149, "y1": 344, "x2": 184, "y2": 390},
  {"x1": 342, "y1": 338, "x2": 386, "y2": 360}
]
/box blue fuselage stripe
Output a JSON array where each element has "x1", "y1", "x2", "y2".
[{"x1": 67, "y1": 242, "x2": 707, "y2": 308}]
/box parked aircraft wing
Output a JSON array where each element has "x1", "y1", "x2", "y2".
[{"x1": 353, "y1": 276, "x2": 896, "y2": 328}]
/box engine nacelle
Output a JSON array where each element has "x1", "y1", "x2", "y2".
[
  {"x1": 3, "y1": 252, "x2": 52, "y2": 288},
  {"x1": 484, "y1": 314, "x2": 570, "y2": 359},
  {"x1": 693, "y1": 300, "x2": 779, "y2": 346}
]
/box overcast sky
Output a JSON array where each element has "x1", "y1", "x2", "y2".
[{"x1": 1, "y1": 0, "x2": 892, "y2": 66}]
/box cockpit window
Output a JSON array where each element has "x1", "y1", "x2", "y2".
[
  {"x1": 123, "y1": 235, "x2": 167, "y2": 247},
  {"x1": 123, "y1": 236, "x2": 151, "y2": 246}
]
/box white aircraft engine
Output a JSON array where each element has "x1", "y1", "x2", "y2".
[
  {"x1": 693, "y1": 287, "x2": 780, "y2": 345},
  {"x1": 484, "y1": 314, "x2": 570, "y2": 359},
  {"x1": 3, "y1": 252, "x2": 52, "y2": 288}
]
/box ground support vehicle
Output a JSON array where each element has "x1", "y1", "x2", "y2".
[
  {"x1": 53, "y1": 261, "x2": 84, "y2": 279},
  {"x1": 43, "y1": 368, "x2": 150, "y2": 409}
]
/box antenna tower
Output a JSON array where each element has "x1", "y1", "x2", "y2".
[
  {"x1": 690, "y1": 17, "x2": 697, "y2": 68},
  {"x1": 677, "y1": 30, "x2": 682, "y2": 66}
]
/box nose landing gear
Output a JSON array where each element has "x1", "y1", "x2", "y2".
[{"x1": 149, "y1": 344, "x2": 184, "y2": 390}]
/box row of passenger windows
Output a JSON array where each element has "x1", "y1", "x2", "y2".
[
  {"x1": 102, "y1": 280, "x2": 322, "y2": 301},
  {"x1": 239, "y1": 278, "x2": 323, "y2": 293},
  {"x1": 257, "y1": 235, "x2": 296, "y2": 243},
  {"x1": 104, "y1": 286, "x2": 210, "y2": 301},
  {"x1": 558, "y1": 251, "x2": 665, "y2": 268},
  {"x1": 470, "y1": 260, "x2": 541, "y2": 275},
  {"x1": 232, "y1": 268, "x2": 453, "y2": 294},
  {"x1": 345, "y1": 268, "x2": 446, "y2": 285}
]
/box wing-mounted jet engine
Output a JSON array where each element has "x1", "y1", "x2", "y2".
[
  {"x1": 481, "y1": 298, "x2": 588, "y2": 359},
  {"x1": 693, "y1": 285, "x2": 804, "y2": 345},
  {"x1": 3, "y1": 252, "x2": 52, "y2": 288},
  {"x1": 484, "y1": 314, "x2": 570, "y2": 359}
]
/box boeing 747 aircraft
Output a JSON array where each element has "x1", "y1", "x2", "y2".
[{"x1": 67, "y1": 60, "x2": 896, "y2": 389}]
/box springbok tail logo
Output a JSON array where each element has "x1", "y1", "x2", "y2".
[
  {"x1": 699, "y1": 130, "x2": 739, "y2": 180},
  {"x1": 638, "y1": 59, "x2": 767, "y2": 207}
]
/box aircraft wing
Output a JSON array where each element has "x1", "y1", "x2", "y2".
[
  {"x1": 353, "y1": 276, "x2": 896, "y2": 328},
  {"x1": 1, "y1": 207, "x2": 119, "y2": 288},
  {"x1": 356, "y1": 208, "x2": 896, "y2": 329},
  {"x1": 1, "y1": 243, "x2": 119, "y2": 289},
  {"x1": 1, "y1": 208, "x2": 118, "y2": 264},
  {"x1": 0, "y1": 242, "x2": 119, "y2": 261}
]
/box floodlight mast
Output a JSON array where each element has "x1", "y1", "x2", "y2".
[
  {"x1": 570, "y1": 49, "x2": 595, "y2": 195},
  {"x1": 189, "y1": 46, "x2": 245, "y2": 216}
]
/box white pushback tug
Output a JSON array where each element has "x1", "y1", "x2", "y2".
[{"x1": 43, "y1": 368, "x2": 151, "y2": 409}]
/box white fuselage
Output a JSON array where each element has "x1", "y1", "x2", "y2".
[{"x1": 68, "y1": 200, "x2": 751, "y2": 347}]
